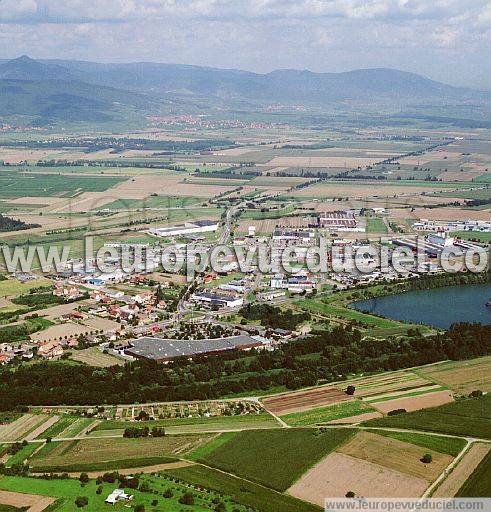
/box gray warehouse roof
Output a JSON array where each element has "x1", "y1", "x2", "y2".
[{"x1": 125, "y1": 335, "x2": 262, "y2": 361}]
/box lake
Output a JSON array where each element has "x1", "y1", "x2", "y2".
[{"x1": 350, "y1": 283, "x2": 491, "y2": 329}]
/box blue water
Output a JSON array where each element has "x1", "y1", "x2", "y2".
[{"x1": 351, "y1": 283, "x2": 491, "y2": 329}]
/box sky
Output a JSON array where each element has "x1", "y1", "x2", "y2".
[{"x1": 0, "y1": 0, "x2": 490, "y2": 89}]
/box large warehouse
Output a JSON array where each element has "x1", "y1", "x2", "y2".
[{"x1": 125, "y1": 335, "x2": 265, "y2": 362}]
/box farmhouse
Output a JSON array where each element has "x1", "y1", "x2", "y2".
[
  {"x1": 149, "y1": 219, "x2": 219, "y2": 237},
  {"x1": 125, "y1": 335, "x2": 265, "y2": 362},
  {"x1": 105, "y1": 489, "x2": 133, "y2": 505}
]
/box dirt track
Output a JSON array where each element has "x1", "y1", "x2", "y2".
[{"x1": 0, "y1": 490, "x2": 54, "y2": 512}]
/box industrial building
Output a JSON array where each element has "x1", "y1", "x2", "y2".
[
  {"x1": 125, "y1": 335, "x2": 265, "y2": 362},
  {"x1": 149, "y1": 220, "x2": 219, "y2": 237}
]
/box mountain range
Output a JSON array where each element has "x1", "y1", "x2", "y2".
[{"x1": 0, "y1": 55, "x2": 489, "y2": 127}]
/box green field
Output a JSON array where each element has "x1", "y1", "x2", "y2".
[
  {"x1": 281, "y1": 401, "x2": 376, "y2": 426},
  {"x1": 187, "y1": 432, "x2": 237, "y2": 461},
  {"x1": 195, "y1": 428, "x2": 354, "y2": 491},
  {"x1": 366, "y1": 216, "x2": 388, "y2": 233},
  {"x1": 369, "y1": 430, "x2": 467, "y2": 456},
  {"x1": 457, "y1": 451, "x2": 491, "y2": 497},
  {"x1": 364, "y1": 395, "x2": 491, "y2": 439},
  {"x1": 166, "y1": 464, "x2": 321, "y2": 512},
  {"x1": 35, "y1": 417, "x2": 76, "y2": 440},
  {"x1": 298, "y1": 297, "x2": 401, "y2": 328},
  {"x1": 0, "y1": 277, "x2": 52, "y2": 298},
  {"x1": 0, "y1": 473, "x2": 253, "y2": 512},
  {"x1": 0, "y1": 172, "x2": 125, "y2": 198},
  {"x1": 5, "y1": 443, "x2": 39, "y2": 467}
]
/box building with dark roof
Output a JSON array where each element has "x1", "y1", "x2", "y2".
[{"x1": 125, "y1": 335, "x2": 265, "y2": 362}]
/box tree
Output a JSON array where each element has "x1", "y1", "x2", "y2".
[
  {"x1": 79, "y1": 473, "x2": 89, "y2": 486},
  {"x1": 134, "y1": 505, "x2": 145, "y2": 512},
  {"x1": 163, "y1": 489, "x2": 173, "y2": 499},
  {"x1": 346, "y1": 385, "x2": 356, "y2": 395},
  {"x1": 179, "y1": 492, "x2": 195, "y2": 505},
  {"x1": 421, "y1": 454, "x2": 433, "y2": 464},
  {"x1": 345, "y1": 491, "x2": 356, "y2": 498},
  {"x1": 75, "y1": 496, "x2": 88, "y2": 508},
  {"x1": 96, "y1": 486, "x2": 103, "y2": 495}
]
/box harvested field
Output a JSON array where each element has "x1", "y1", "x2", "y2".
[
  {"x1": 0, "y1": 490, "x2": 54, "y2": 512},
  {"x1": 416, "y1": 357, "x2": 491, "y2": 394},
  {"x1": 29, "y1": 322, "x2": 90, "y2": 343},
  {"x1": 24, "y1": 416, "x2": 59, "y2": 442},
  {"x1": 433, "y1": 443, "x2": 490, "y2": 497},
  {"x1": 371, "y1": 390, "x2": 454, "y2": 414},
  {"x1": 281, "y1": 401, "x2": 377, "y2": 426},
  {"x1": 69, "y1": 347, "x2": 124, "y2": 367},
  {"x1": 403, "y1": 207, "x2": 490, "y2": 222},
  {"x1": 338, "y1": 432, "x2": 453, "y2": 481},
  {"x1": 287, "y1": 452, "x2": 429, "y2": 503},
  {"x1": 262, "y1": 387, "x2": 352, "y2": 415},
  {"x1": 0, "y1": 415, "x2": 48, "y2": 442}
]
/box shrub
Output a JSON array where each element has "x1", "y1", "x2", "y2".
[
  {"x1": 421, "y1": 454, "x2": 433, "y2": 464},
  {"x1": 179, "y1": 492, "x2": 195, "y2": 505},
  {"x1": 75, "y1": 496, "x2": 88, "y2": 508}
]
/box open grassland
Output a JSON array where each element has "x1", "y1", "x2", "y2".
[
  {"x1": 30, "y1": 434, "x2": 212, "y2": 472},
  {"x1": 415, "y1": 357, "x2": 491, "y2": 394},
  {"x1": 195, "y1": 428, "x2": 354, "y2": 491},
  {"x1": 281, "y1": 400, "x2": 377, "y2": 426},
  {"x1": 366, "y1": 216, "x2": 388, "y2": 233},
  {"x1": 456, "y1": 449, "x2": 491, "y2": 497},
  {"x1": 92, "y1": 412, "x2": 278, "y2": 434},
  {"x1": 338, "y1": 432, "x2": 453, "y2": 481},
  {"x1": 364, "y1": 395, "x2": 491, "y2": 439},
  {"x1": 262, "y1": 386, "x2": 352, "y2": 416},
  {"x1": 434, "y1": 444, "x2": 490, "y2": 498},
  {"x1": 68, "y1": 347, "x2": 124, "y2": 368},
  {"x1": 166, "y1": 464, "x2": 321, "y2": 512}
]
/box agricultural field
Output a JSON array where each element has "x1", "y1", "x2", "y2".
[
  {"x1": 30, "y1": 434, "x2": 212, "y2": 472},
  {"x1": 434, "y1": 443, "x2": 490, "y2": 497},
  {"x1": 415, "y1": 356, "x2": 491, "y2": 394},
  {"x1": 281, "y1": 400, "x2": 379, "y2": 426},
  {"x1": 0, "y1": 414, "x2": 51, "y2": 443},
  {"x1": 456, "y1": 449, "x2": 491, "y2": 498},
  {"x1": 288, "y1": 431, "x2": 455, "y2": 504},
  {"x1": 364, "y1": 395, "x2": 491, "y2": 439},
  {"x1": 262, "y1": 386, "x2": 352, "y2": 416},
  {"x1": 193, "y1": 427, "x2": 354, "y2": 491}
]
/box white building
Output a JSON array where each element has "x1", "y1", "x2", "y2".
[{"x1": 149, "y1": 220, "x2": 219, "y2": 237}]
